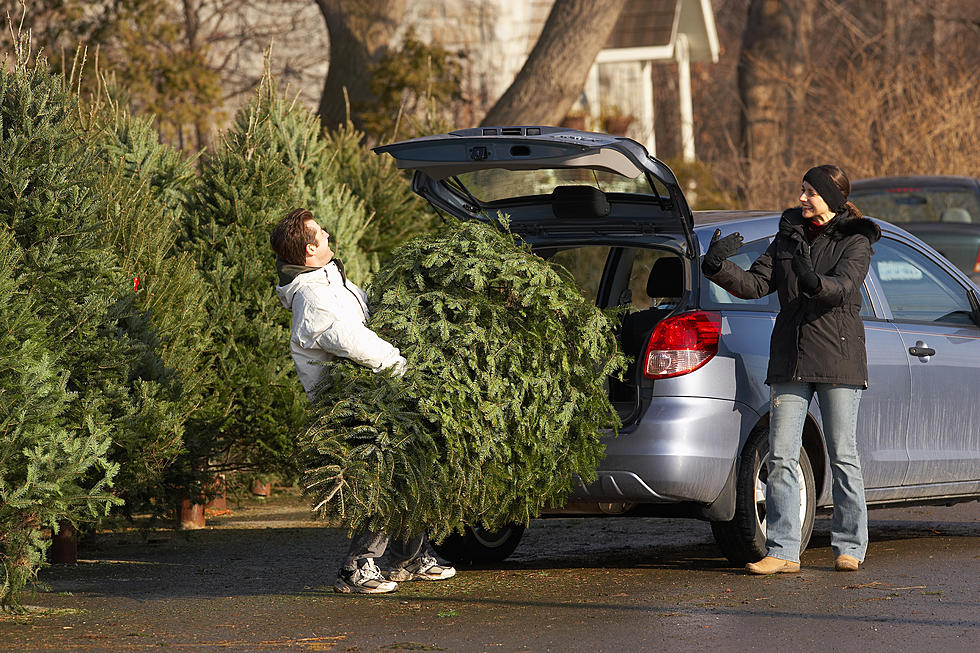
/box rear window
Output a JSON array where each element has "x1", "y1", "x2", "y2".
[
  {"x1": 850, "y1": 186, "x2": 980, "y2": 223},
  {"x1": 453, "y1": 168, "x2": 659, "y2": 203},
  {"x1": 905, "y1": 229, "x2": 980, "y2": 275}
]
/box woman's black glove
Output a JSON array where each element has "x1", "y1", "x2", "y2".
[
  {"x1": 792, "y1": 244, "x2": 821, "y2": 294},
  {"x1": 701, "y1": 228, "x2": 743, "y2": 276}
]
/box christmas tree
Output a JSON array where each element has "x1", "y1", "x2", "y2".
[
  {"x1": 87, "y1": 103, "x2": 215, "y2": 513},
  {"x1": 302, "y1": 218, "x2": 625, "y2": 541},
  {"x1": 181, "y1": 71, "x2": 376, "y2": 479}
]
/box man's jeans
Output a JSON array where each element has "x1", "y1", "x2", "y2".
[
  {"x1": 767, "y1": 382, "x2": 868, "y2": 563},
  {"x1": 342, "y1": 530, "x2": 428, "y2": 571}
]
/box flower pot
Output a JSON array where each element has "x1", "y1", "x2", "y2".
[
  {"x1": 250, "y1": 480, "x2": 271, "y2": 497},
  {"x1": 178, "y1": 498, "x2": 206, "y2": 530},
  {"x1": 49, "y1": 520, "x2": 77, "y2": 564},
  {"x1": 205, "y1": 474, "x2": 227, "y2": 512}
]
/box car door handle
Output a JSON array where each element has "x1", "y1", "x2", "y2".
[{"x1": 908, "y1": 346, "x2": 936, "y2": 357}]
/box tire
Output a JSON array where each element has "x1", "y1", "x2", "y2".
[
  {"x1": 431, "y1": 523, "x2": 526, "y2": 565},
  {"x1": 710, "y1": 425, "x2": 816, "y2": 565}
]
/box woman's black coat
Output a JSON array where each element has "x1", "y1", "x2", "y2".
[{"x1": 707, "y1": 207, "x2": 881, "y2": 387}]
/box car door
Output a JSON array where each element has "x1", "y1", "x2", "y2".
[{"x1": 868, "y1": 236, "x2": 980, "y2": 490}]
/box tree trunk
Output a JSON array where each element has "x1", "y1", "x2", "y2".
[
  {"x1": 737, "y1": 0, "x2": 815, "y2": 194},
  {"x1": 480, "y1": 0, "x2": 629, "y2": 127},
  {"x1": 315, "y1": 0, "x2": 406, "y2": 132}
]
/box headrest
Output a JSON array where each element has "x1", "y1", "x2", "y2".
[
  {"x1": 551, "y1": 185, "x2": 610, "y2": 219},
  {"x1": 647, "y1": 256, "x2": 683, "y2": 298},
  {"x1": 940, "y1": 207, "x2": 972, "y2": 223}
]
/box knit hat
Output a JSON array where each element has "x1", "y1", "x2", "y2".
[{"x1": 803, "y1": 166, "x2": 847, "y2": 212}]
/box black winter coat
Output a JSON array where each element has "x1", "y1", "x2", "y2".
[{"x1": 707, "y1": 207, "x2": 881, "y2": 387}]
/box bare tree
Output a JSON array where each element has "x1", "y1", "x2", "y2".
[
  {"x1": 479, "y1": 0, "x2": 628, "y2": 127},
  {"x1": 737, "y1": 0, "x2": 816, "y2": 188},
  {"x1": 314, "y1": 0, "x2": 406, "y2": 132}
]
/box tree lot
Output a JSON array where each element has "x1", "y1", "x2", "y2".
[{"x1": 0, "y1": 35, "x2": 433, "y2": 609}]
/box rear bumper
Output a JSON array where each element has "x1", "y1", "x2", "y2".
[{"x1": 569, "y1": 396, "x2": 745, "y2": 504}]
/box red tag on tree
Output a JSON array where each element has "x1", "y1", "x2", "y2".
[{"x1": 133, "y1": 277, "x2": 140, "y2": 292}]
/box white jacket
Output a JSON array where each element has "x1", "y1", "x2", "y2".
[{"x1": 276, "y1": 260, "x2": 406, "y2": 400}]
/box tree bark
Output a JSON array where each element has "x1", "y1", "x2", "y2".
[
  {"x1": 737, "y1": 0, "x2": 815, "y2": 191},
  {"x1": 480, "y1": 0, "x2": 628, "y2": 127},
  {"x1": 315, "y1": 0, "x2": 406, "y2": 132}
]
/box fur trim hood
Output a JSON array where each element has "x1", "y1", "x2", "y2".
[{"x1": 779, "y1": 207, "x2": 881, "y2": 243}]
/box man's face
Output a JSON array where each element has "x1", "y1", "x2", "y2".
[{"x1": 304, "y1": 219, "x2": 334, "y2": 267}]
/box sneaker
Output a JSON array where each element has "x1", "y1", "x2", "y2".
[
  {"x1": 333, "y1": 559, "x2": 398, "y2": 594},
  {"x1": 388, "y1": 554, "x2": 457, "y2": 582}
]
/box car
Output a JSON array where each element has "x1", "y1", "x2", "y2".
[
  {"x1": 850, "y1": 175, "x2": 980, "y2": 283},
  {"x1": 375, "y1": 128, "x2": 980, "y2": 565}
]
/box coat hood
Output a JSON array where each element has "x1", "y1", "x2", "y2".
[
  {"x1": 276, "y1": 257, "x2": 321, "y2": 286},
  {"x1": 778, "y1": 207, "x2": 881, "y2": 243},
  {"x1": 275, "y1": 259, "x2": 324, "y2": 311}
]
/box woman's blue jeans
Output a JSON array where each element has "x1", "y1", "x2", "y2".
[{"x1": 767, "y1": 382, "x2": 868, "y2": 563}]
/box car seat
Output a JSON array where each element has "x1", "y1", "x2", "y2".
[
  {"x1": 940, "y1": 207, "x2": 972, "y2": 223},
  {"x1": 620, "y1": 256, "x2": 683, "y2": 364}
]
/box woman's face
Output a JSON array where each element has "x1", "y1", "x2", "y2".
[{"x1": 799, "y1": 181, "x2": 835, "y2": 223}]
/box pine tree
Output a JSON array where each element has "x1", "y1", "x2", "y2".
[
  {"x1": 302, "y1": 218, "x2": 625, "y2": 541},
  {"x1": 86, "y1": 103, "x2": 215, "y2": 513},
  {"x1": 320, "y1": 120, "x2": 438, "y2": 264},
  {"x1": 0, "y1": 229, "x2": 119, "y2": 611},
  {"x1": 181, "y1": 71, "x2": 375, "y2": 479}
]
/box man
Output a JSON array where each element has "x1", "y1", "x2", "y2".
[{"x1": 270, "y1": 208, "x2": 455, "y2": 594}]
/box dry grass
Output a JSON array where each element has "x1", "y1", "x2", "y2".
[{"x1": 700, "y1": 54, "x2": 980, "y2": 210}]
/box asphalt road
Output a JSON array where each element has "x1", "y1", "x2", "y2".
[{"x1": 2, "y1": 490, "x2": 978, "y2": 652}]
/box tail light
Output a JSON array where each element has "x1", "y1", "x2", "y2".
[{"x1": 642, "y1": 311, "x2": 722, "y2": 380}]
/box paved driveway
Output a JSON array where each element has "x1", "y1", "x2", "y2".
[{"x1": 2, "y1": 490, "x2": 977, "y2": 652}]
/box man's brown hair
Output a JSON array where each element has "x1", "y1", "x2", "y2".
[{"x1": 270, "y1": 208, "x2": 317, "y2": 265}]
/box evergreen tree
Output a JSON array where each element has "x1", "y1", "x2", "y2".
[
  {"x1": 0, "y1": 228, "x2": 119, "y2": 611},
  {"x1": 302, "y1": 219, "x2": 625, "y2": 541},
  {"x1": 182, "y1": 72, "x2": 375, "y2": 478},
  {"x1": 87, "y1": 104, "x2": 215, "y2": 513},
  {"x1": 321, "y1": 120, "x2": 438, "y2": 264}
]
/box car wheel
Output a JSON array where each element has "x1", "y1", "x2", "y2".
[
  {"x1": 710, "y1": 425, "x2": 816, "y2": 566},
  {"x1": 431, "y1": 523, "x2": 526, "y2": 565}
]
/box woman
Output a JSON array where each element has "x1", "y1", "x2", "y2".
[{"x1": 701, "y1": 165, "x2": 881, "y2": 573}]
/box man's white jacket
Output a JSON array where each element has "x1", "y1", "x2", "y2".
[{"x1": 276, "y1": 260, "x2": 405, "y2": 400}]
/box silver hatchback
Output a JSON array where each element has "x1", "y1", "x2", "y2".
[{"x1": 377, "y1": 128, "x2": 980, "y2": 565}]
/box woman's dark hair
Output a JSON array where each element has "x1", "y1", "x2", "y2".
[
  {"x1": 816, "y1": 164, "x2": 864, "y2": 218},
  {"x1": 270, "y1": 208, "x2": 317, "y2": 265}
]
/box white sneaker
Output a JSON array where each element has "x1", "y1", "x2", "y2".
[
  {"x1": 334, "y1": 559, "x2": 398, "y2": 594},
  {"x1": 388, "y1": 554, "x2": 457, "y2": 582}
]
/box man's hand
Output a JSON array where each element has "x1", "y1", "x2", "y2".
[{"x1": 701, "y1": 229, "x2": 743, "y2": 276}]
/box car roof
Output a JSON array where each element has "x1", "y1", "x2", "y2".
[
  {"x1": 852, "y1": 175, "x2": 980, "y2": 189},
  {"x1": 692, "y1": 209, "x2": 918, "y2": 246}
]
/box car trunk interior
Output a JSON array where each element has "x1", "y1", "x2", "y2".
[{"x1": 535, "y1": 244, "x2": 687, "y2": 423}]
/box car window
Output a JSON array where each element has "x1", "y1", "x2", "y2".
[
  {"x1": 872, "y1": 238, "x2": 975, "y2": 325},
  {"x1": 701, "y1": 236, "x2": 876, "y2": 317},
  {"x1": 546, "y1": 246, "x2": 613, "y2": 302},
  {"x1": 627, "y1": 249, "x2": 680, "y2": 310},
  {"x1": 455, "y1": 168, "x2": 654, "y2": 203},
  {"x1": 701, "y1": 237, "x2": 779, "y2": 311},
  {"x1": 850, "y1": 186, "x2": 980, "y2": 223}
]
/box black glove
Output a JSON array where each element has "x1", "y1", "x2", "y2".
[
  {"x1": 701, "y1": 229, "x2": 743, "y2": 276},
  {"x1": 792, "y1": 244, "x2": 821, "y2": 294}
]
